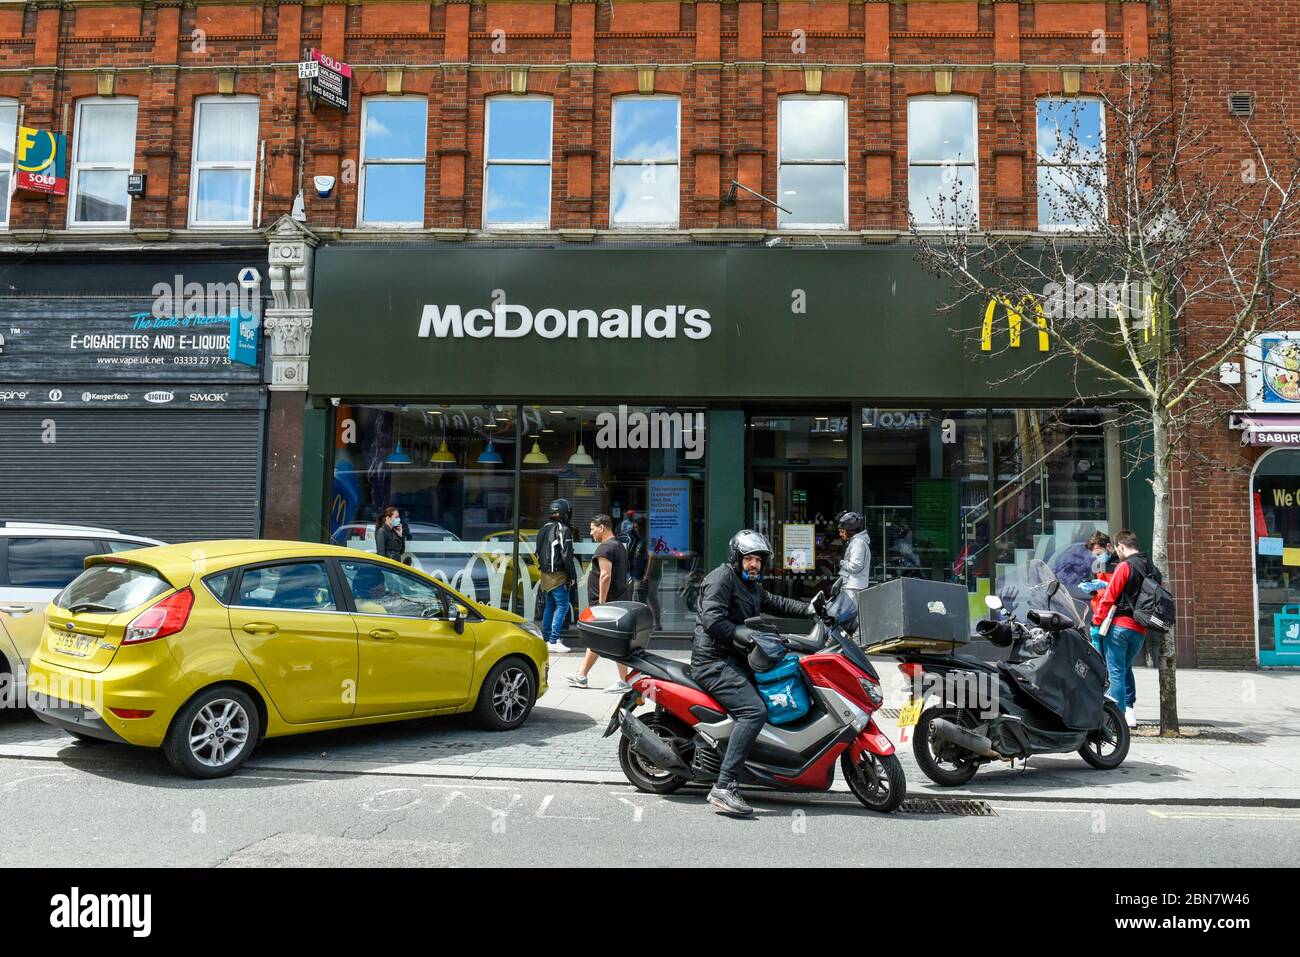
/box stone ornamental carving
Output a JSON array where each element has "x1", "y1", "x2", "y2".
[{"x1": 263, "y1": 216, "x2": 319, "y2": 392}]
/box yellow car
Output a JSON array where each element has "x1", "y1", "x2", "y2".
[{"x1": 26, "y1": 540, "x2": 550, "y2": 778}]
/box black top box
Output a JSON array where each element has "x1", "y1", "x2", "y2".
[
  {"x1": 856, "y1": 578, "x2": 971, "y2": 653},
  {"x1": 577, "y1": 601, "x2": 654, "y2": 660}
]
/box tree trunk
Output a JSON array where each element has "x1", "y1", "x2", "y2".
[{"x1": 1150, "y1": 406, "x2": 1180, "y2": 736}]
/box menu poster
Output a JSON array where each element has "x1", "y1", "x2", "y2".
[
  {"x1": 783, "y1": 523, "x2": 815, "y2": 572},
  {"x1": 648, "y1": 478, "x2": 691, "y2": 555}
]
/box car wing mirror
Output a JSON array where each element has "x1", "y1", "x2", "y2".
[{"x1": 451, "y1": 603, "x2": 466, "y2": 634}]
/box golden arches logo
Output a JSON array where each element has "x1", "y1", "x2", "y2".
[{"x1": 981, "y1": 296, "x2": 1050, "y2": 352}]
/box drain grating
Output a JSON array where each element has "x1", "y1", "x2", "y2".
[
  {"x1": 1132, "y1": 723, "x2": 1257, "y2": 744},
  {"x1": 878, "y1": 708, "x2": 901, "y2": 719},
  {"x1": 898, "y1": 798, "x2": 996, "y2": 816}
]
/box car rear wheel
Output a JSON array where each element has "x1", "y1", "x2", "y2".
[
  {"x1": 163, "y1": 687, "x2": 261, "y2": 779},
  {"x1": 473, "y1": 657, "x2": 537, "y2": 731}
]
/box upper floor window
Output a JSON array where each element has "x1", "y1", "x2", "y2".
[
  {"x1": 1037, "y1": 97, "x2": 1106, "y2": 231},
  {"x1": 0, "y1": 100, "x2": 16, "y2": 227},
  {"x1": 611, "y1": 96, "x2": 679, "y2": 228},
  {"x1": 778, "y1": 96, "x2": 847, "y2": 229},
  {"x1": 360, "y1": 96, "x2": 427, "y2": 228},
  {"x1": 190, "y1": 96, "x2": 258, "y2": 227},
  {"x1": 909, "y1": 96, "x2": 978, "y2": 229},
  {"x1": 69, "y1": 98, "x2": 138, "y2": 228},
  {"x1": 484, "y1": 96, "x2": 552, "y2": 230}
]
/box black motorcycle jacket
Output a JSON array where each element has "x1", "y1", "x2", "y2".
[{"x1": 691, "y1": 563, "x2": 811, "y2": 668}]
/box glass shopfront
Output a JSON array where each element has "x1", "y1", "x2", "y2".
[
  {"x1": 329, "y1": 403, "x2": 706, "y2": 632},
  {"x1": 1252, "y1": 449, "x2": 1300, "y2": 666}
]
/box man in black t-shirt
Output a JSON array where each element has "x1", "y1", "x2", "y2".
[{"x1": 566, "y1": 514, "x2": 633, "y2": 692}]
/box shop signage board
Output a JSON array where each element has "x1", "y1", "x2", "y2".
[
  {"x1": 0, "y1": 383, "x2": 265, "y2": 409},
  {"x1": 1245, "y1": 333, "x2": 1300, "y2": 411},
  {"x1": 15, "y1": 126, "x2": 67, "y2": 195},
  {"x1": 310, "y1": 247, "x2": 1128, "y2": 403},
  {"x1": 647, "y1": 478, "x2": 691, "y2": 556},
  {"x1": 301, "y1": 50, "x2": 352, "y2": 111}
]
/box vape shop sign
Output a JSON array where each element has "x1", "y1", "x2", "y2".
[{"x1": 299, "y1": 49, "x2": 352, "y2": 111}]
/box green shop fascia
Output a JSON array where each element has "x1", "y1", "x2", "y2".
[{"x1": 303, "y1": 245, "x2": 1141, "y2": 634}]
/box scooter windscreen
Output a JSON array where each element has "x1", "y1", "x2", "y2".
[{"x1": 1024, "y1": 559, "x2": 1086, "y2": 629}]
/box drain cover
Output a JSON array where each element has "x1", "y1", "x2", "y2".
[
  {"x1": 878, "y1": 708, "x2": 901, "y2": 719},
  {"x1": 898, "y1": 798, "x2": 996, "y2": 816},
  {"x1": 1132, "y1": 723, "x2": 1256, "y2": 744}
]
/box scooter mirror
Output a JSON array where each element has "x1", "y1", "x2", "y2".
[{"x1": 984, "y1": 595, "x2": 1003, "y2": 611}]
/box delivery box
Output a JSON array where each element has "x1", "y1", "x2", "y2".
[{"x1": 856, "y1": 578, "x2": 971, "y2": 653}]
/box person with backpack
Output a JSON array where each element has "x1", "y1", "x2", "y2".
[
  {"x1": 535, "y1": 499, "x2": 578, "y2": 654},
  {"x1": 1083, "y1": 531, "x2": 1135, "y2": 718},
  {"x1": 1092, "y1": 529, "x2": 1169, "y2": 729}
]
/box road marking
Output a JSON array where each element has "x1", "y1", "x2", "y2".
[
  {"x1": 534, "y1": 793, "x2": 599, "y2": 821},
  {"x1": 618, "y1": 797, "x2": 645, "y2": 823},
  {"x1": 990, "y1": 806, "x2": 1093, "y2": 814},
  {"x1": 2, "y1": 772, "x2": 74, "y2": 790},
  {"x1": 1147, "y1": 809, "x2": 1300, "y2": 821},
  {"x1": 422, "y1": 782, "x2": 516, "y2": 791}
]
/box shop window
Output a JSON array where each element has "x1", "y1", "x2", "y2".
[
  {"x1": 1037, "y1": 97, "x2": 1106, "y2": 231},
  {"x1": 0, "y1": 100, "x2": 16, "y2": 228},
  {"x1": 777, "y1": 97, "x2": 847, "y2": 230},
  {"x1": 1253, "y1": 450, "x2": 1300, "y2": 666},
  {"x1": 189, "y1": 96, "x2": 259, "y2": 227},
  {"x1": 328, "y1": 403, "x2": 706, "y2": 632},
  {"x1": 359, "y1": 97, "x2": 428, "y2": 228},
  {"x1": 69, "y1": 97, "x2": 138, "y2": 228},
  {"x1": 484, "y1": 96, "x2": 552, "y2": 229},
  {"x1": 908, "y1": 96, "x2": 978, "y2": 229},
  {"x1": 610, "y1": 97, "x2": 680, "y2": 228}
]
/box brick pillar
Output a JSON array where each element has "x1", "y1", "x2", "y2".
[{"x1": 692, "y1": 0, "x2": 723, "y2": 226}]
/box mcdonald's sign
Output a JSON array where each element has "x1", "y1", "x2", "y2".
[
  {"x1": 15, "y1": 126, "x2": 68, "y2": 196},
  {"x1": 981, "y1": 296, "x2": 1050, "y2": 352}
]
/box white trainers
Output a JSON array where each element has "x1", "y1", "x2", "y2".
[
  {"x1": 605, "y1": 680, "x2": 634, "y2": 694},
  {"x1": 564, "y1": 673, "x2": 589, "y2": 688},
  {"x1": 1125, "y1": 707, "x2": 1137, "y2": 728},
  {"x1": 549, "y1": 641, "x2": 571, "y2": 655}
]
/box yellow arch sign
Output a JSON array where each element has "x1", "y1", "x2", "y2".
[{"x1": 981, "y1": 296, "x2": 1050, "y2": 352}]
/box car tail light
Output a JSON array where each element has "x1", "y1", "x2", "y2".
[
  {"x1": 858, "y1": 677, "x2": 884, "y2": 707},
  {"x1": 109, "y1": 708, "x2": 156, "y2": 719},
  {"x1": 898, "y1": 662, "x2": 924, "y2": 681},
  {"x1": 123, "y1": 588, "x2": 194, "y2": 645}
]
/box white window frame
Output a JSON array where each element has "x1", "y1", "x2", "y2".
[
  {"x1": 67, "y1": 97, "x2": 138, "y2": 229},
  {"x1": 610, "y1": 95, "x2": 680, "y2": 230},
  {"x1": 483, "y1": 94, "x2": 553, "y2": 231},
  {"x1": 908, "y1": 95, "x2": 980, "y2": 231},
  {"x1": 0, "y1": 98, "x2": 17, "y2": 229},
  {"x1": 1036, "y1": 96, "x2": 1107, "y2": 233},
  {"x1": 777, "y1": 95, "x2": 849, "y2": 231},
  {"x1": 188, "y1": 95, "x2": 259, "y2": 229},
  {"x1": 358, "y1": 95, "x2": 428, "y2": 230}
]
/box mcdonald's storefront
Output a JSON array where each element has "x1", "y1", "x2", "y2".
[{"x1": 303, "y1": 244, "x2": 1134, "y2": 634}]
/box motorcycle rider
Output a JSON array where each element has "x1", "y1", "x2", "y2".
[{"x1": 692, "y1": 529, "x2": 816, "y2": 817}]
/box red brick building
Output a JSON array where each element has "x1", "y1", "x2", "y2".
[{"x1": 5, "y1": 0, "x2": 1290, "y2": 667}]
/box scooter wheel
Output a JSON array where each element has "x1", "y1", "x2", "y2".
[
  {"x1": 841, "y1": 751, "x2": 907, "y2": 813},
  {"x1": 619, "y1": 711, "x2": 693, "y2": 795},
  {"x1": 913, "y1": 707, "x2": 981, "y2": 787},
  {"x1": 1079, "y1": 699, "x2": 1130, "y2": 770}
]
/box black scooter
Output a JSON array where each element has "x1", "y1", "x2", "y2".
[{"x1": 897, "y1": 565, "x2": 1130, "y2": 786}]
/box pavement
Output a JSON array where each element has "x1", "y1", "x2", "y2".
[{"x1": 2, "y1": 646, "x2": 1298, "y2": 806}]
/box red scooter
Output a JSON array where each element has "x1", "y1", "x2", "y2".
[{"x1": 583, "y1": 585, "x2": 906, "y2": 813}]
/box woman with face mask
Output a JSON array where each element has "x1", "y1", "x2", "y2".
[{"x1": 375, "y1": 505, "x2": 405, "y2": 561}]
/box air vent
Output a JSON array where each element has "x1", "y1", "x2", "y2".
[{"x1": 1228, "y1": 92, "x2": 1254, "y2": 117}]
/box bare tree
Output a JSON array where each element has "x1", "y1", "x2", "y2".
[{"x1": 911, "y1": 64, "x2": 1300, "y2": 734}]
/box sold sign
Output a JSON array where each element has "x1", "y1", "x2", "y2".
[{"x1": 15, "y1": 126, "x2": 68, "y2": 196}]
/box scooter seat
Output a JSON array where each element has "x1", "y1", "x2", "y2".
[{"x1": 628, "y1": 652, "x2": 704, "y2": 692}]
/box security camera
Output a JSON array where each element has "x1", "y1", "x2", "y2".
[
  {"x1": 765, "y1": 237, "x2": 783, "y2": 248},
  {"x1": 330, "y1": 397, "x2": 341, "y2": 407},
  {"x1": 314, "y1": 176, "x2": 336, "y2": 199}
]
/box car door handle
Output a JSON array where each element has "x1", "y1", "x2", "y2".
[
  {"x1": 368, "y1": 629, "x2": 400, "y2": 640},
  {"x1": 0, "y1": 604, "x2": 33, "y2": 615},
  {"x1": 242, "y1": 622, "x2": 279, "y2": 635}
]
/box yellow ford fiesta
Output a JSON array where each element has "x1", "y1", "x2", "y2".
[{"x1": 26, "y1": 540, "x2": 549, "y2": 778}]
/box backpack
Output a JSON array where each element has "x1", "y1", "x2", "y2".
[{"x1": 1128, "y1": 560, "x2": 1176, "y2": 633}]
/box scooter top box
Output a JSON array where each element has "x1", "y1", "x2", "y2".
[
  {"x1": 577, "y1": 601, "x2": 654, "y2": 660},
  {"x1": 856, "y1": 578, "x2": 971, "y2": 653}
]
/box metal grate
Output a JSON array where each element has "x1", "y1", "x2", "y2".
[
  {"x1": 1133, "y1": 723, "x2": 1256, "y2": 744},
  {"x1": 898, "y1": 798, "x2": 996, "y2": 816},
  {"x1": 878, "y1": 707, "x2": 901, "y2": 719},
  {"x1": 1228, "y1": 92, "x2": 1255, "y2": 117}
]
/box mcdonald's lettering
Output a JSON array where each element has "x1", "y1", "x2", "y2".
[{"x1": 981, "y1": 297, "x2": 1050, "y2": 352}]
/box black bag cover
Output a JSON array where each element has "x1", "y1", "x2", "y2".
[
  {"x1": 1001, "y1": 628, "x2": 1107, "y2": 731},
  {"x1": 1133, "y1": 575, "x2": 1176, "y2": 633}
]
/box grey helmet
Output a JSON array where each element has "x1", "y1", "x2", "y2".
[
  {"x1": 728, "y1": 529, "x2": 774, "y2": 570},
  {"x1": 836, "y1": 510, "x2": 864, "y2": 533}
]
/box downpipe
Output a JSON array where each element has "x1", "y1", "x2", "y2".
[
  {"x1": 929, "y1": 717, "x2": 1001, "y2": 759},
  {"x1": 618, "y1": 710, "x2": 692, "y2": 774}
]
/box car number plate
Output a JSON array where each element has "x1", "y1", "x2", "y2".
[
  {"x1": 897, "y1": 699, "x2": 924, "y2": 728},
  {"x1": 53, "y1": 631, "x2": 96, "y2": 658}
]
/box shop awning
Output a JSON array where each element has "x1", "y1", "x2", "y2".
[{"x1": 1241, "y1": 414, "x2": 1300, "y2": 446}]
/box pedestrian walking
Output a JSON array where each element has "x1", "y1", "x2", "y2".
[
  {"x1": 536, "y1": 499, "x2": 578, "y2": 654},
  {"x1": 1084, "y1": 531, "x2": 1136, "y2": 722},
  {"x1": 567, "y1": 514, "x2": 634, "y2": 692},
  {"x1": 1092, "y1": 529, "x2": 1157, "y2": 729},
  {"x1": 375, "y1": 506, "x2": 405, "y2": 562}
]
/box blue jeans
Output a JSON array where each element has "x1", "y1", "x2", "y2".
[
  {"x1": 541, "y1": 586, "x2": 570, "y2": 644},
  {"x1": 1101, "y1": 625, "x2": 1145, "y2": 710},
  {"x1": 1090, "y1": 627, "x2": 1139, "y2": 708}
]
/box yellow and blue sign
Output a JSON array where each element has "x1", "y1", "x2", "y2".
[{"x1": 15, "y1": 126, "x2": 68, "y2": 196}]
